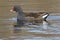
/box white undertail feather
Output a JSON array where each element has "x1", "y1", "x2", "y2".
[
  {"x1": 42, "y1": 14, "x2": 48, "y2": 18},
  {"x1": 43, "y1": 21, "x2": 48, "y2": 29}
]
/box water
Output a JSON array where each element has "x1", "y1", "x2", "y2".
[{"x1": 0, "y1": 16, "x2": 60, "y2": 40}]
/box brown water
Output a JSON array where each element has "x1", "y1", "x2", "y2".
[{"x1": 0, "y1": 16, "x2": 60, "y2": 40}]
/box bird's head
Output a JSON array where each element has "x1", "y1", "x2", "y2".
[{"x1": 10, "y1": 5, "x2": 21, "y2": 12}]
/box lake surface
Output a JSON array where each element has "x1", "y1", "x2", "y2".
[{"x1": 0, "y1": 16, "x2": 60, "y2": 40}]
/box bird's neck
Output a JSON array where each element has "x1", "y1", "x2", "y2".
[{"x1": 17, "y1": 10, "x2": 24, "y2": 15}]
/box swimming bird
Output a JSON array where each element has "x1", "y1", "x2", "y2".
[{"x1": 10, "y1": 5, "x2": 49, "y2": 26}]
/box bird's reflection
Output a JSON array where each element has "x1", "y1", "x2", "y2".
[
  {"x1": 42, "y1": 20, "x2": 50, "y2": 29},
  {"x1": 13, "y1": 20, "x2": 49, "y2": 33},
  {"x1": 13, "y1": 29, "x2": 21, "y2": 33}
]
